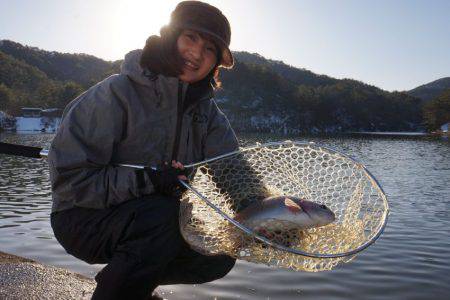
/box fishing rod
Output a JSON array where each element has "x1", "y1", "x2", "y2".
[
  {"x1": 0, "y1": 141, "x2": 260, "y2": 169},
  {"x1": 0, "y1": 141, "x2": 389, "y2": 261},
  {"x1": 0, "y1": 141, "x2": 329, "y2": 257}
]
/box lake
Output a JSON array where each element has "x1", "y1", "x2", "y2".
[{"x1": 0, "y1": 132, "x2": 449, "y2": 300}]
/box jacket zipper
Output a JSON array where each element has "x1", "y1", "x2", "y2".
[{"x1": 171, "y1": 81, "x2": 184, "y2": 161}]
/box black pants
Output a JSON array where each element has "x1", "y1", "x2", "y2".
[{"x1": 51, "y1": 195, "x2": 236, "y2": 300}]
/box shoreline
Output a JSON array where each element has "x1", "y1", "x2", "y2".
[{"x1": 0, "y1": 251, "x2": 95, "y2": 299}]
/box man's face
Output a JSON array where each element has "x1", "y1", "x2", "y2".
[{"x1": 177, "y1": 29, "x2": 218, "y2": 83}]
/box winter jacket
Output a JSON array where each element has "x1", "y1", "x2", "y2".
[{"x1": 48, "y1": 49, "x2": 238, "y2": 212}]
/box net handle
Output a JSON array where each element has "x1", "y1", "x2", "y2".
[
  {"x1": 117, "y1": 141, "x2": 389, "y2": 258},
  {"x1": 38, "y1": 140, "x2": 390, "y2": 258}
]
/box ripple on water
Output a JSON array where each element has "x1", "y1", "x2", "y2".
[{"x1": 0, "y1": 133, "x2": 449, "y2": 299}]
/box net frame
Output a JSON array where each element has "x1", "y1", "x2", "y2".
[
  {"x1": 179, "y1": 141, "x2": 389, "y2": 259},
  {"x1": 37, "y1": 140, "x2": 388, "y2": 271}
]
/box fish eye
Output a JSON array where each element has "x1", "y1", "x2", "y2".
[{"x1": 320, "y1": 204, "x2": 327, "y2": 209}]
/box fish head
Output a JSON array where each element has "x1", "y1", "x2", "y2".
[{"x1": 285, "y1": 197, "x2": 336, "y2": 228}]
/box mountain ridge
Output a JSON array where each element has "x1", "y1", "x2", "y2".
[
  {"x1": 1, "y1": 39, "x2": 444, "y2": 133},
  {"x1": 407, "y1": 77, "x2": 450, "y2": 101}
]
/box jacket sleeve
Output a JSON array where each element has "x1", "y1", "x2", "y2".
[
  {"x1": 48, "y1": 78, "x2": 153, "y2": 210},
  {"x1": 203, "y1": 100, "x2": 239, "y2": 159}
]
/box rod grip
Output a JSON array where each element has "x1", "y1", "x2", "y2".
[{"x1": 0, "y1": 142, "x2": 44, "y2": 159}]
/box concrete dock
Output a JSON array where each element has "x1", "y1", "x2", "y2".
[{"x1": 0, "y1": 251, "x2": 95, "y2": 299}]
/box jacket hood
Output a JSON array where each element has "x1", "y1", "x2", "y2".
[
  {"x1": 120, "y1": 49, "x2": 215, "y2": 103},
  {"x1": 120, "y1": 49, "x2": 155, "y2": 87}
]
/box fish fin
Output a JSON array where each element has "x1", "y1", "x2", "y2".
[{"x1": 284, "y1": 198, "x2": 302, "y2": 213}]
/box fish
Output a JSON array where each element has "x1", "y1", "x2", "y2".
[{"x1": 234, "y1": 196, "x2": 335, "y2": 236}]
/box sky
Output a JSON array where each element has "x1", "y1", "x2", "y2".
[{"x1": 0, "y1": 0, "x2": 449, "y2": 91}]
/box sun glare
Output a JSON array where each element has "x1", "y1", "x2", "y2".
[{"x1": 114, "y1": 0, "x2": 178, "y2": 59}]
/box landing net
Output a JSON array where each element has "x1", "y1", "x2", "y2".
[{"x1": 179, "y1": 141, "x2": 389, "y2": 272}]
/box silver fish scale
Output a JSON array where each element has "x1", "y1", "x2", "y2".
[{"x1": 179, "y1": 141, "x2": 389, "y2": 272}]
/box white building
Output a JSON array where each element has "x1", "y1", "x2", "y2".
[{"x1": 15, "y1": 107, "x2": 62, "y2": 132}]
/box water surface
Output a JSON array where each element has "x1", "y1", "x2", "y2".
[{"x1": 0, "y1": 133, "x2": 449, "y2": 299}]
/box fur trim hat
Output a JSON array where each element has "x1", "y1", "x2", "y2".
[{"x1": 166, "y1": 1, "x2": 233, "y2": 68}]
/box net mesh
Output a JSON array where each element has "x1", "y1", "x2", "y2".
[{"x1": 179, "y1": 141, "x2": 388, "y2": 272}]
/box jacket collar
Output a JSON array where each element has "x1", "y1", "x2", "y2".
[{"x1": 121, "y1": 49, "x2": 214, "y2": 108}]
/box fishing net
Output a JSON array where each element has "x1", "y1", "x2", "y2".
[{"x1": 179, "y1": 141, "x2": 389, "y2": 272}]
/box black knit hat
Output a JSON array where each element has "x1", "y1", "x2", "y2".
[{"x1": 166, "y1": 1, "x2": 233, "y2": 68}]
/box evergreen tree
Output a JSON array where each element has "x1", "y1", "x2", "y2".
[{"x1": 423, "y1": 89, "x2": 450, "y2": 131}]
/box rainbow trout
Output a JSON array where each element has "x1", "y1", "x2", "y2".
[{"x1": 234, "y1": 196, "x2": 335, "y2": 234}]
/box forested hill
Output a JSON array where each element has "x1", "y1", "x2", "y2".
[
  {"x1": 0, "y1": 39, "x2": 432, "y2": 133},
  {"x1": 217, "y1": 53, "x2": 422, "y2": 132},
  {"x1": 407, "y1": 77, "x2": 450, "y2": 102},
  {"x1": 0, "y1": 40, "x2": 119, "y2": 87},
  {"x1": 232, "y1": 52, "x2": 338, "y2": 87}
]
